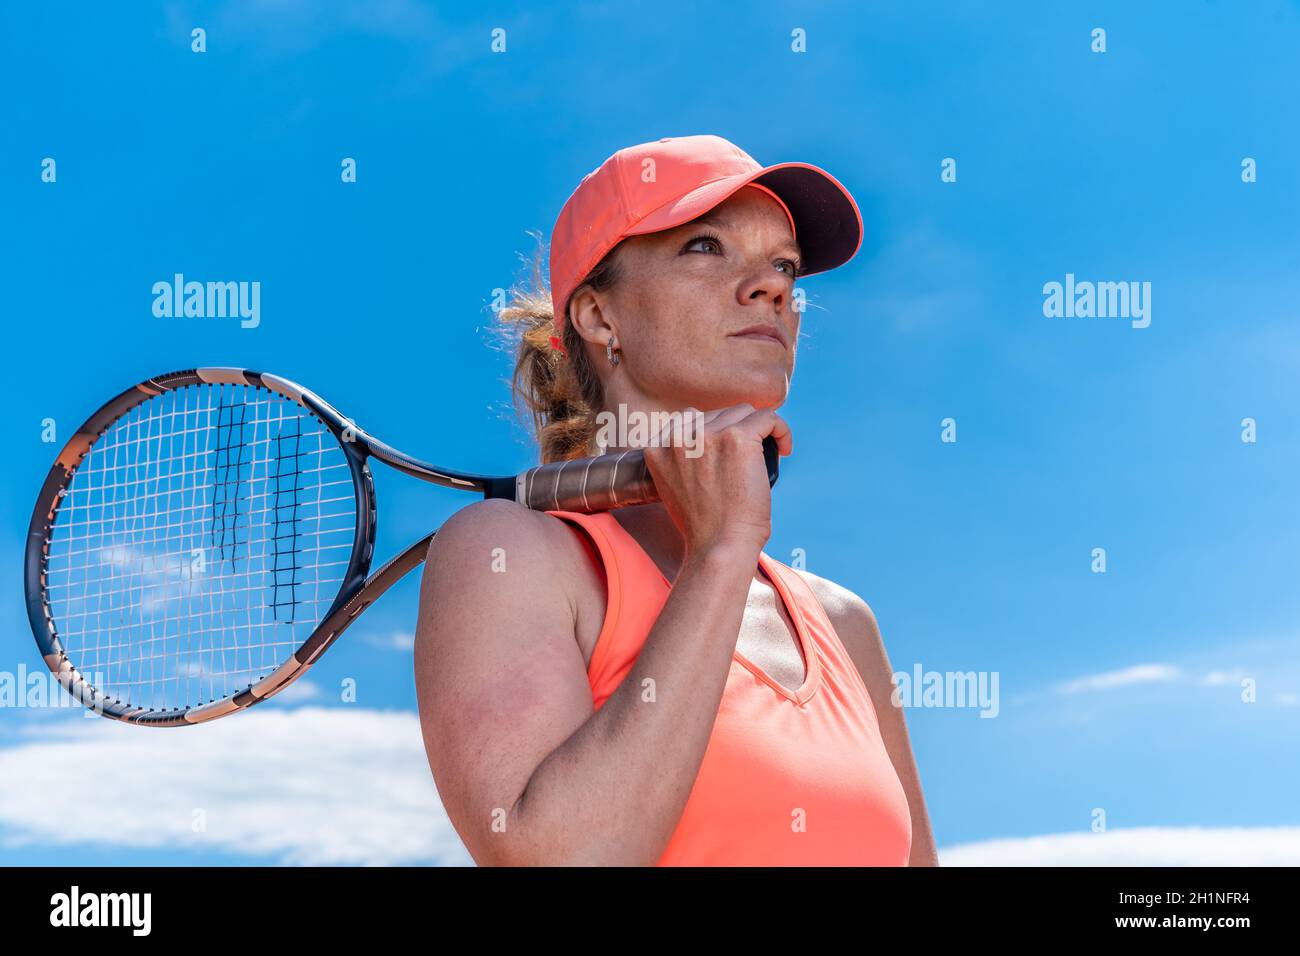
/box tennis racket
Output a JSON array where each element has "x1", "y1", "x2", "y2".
[{"x1": 24, "y1": 367, "x2": 779, "y2": 727}]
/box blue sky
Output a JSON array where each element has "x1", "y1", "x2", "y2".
[{"x1": 2, "y1": 0, "x2": 1297, "y2": 866}]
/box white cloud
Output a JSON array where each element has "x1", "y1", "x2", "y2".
[
  {"x1": 0, "y1": 707, "x2": 473, "y2": 866},
  {"x1": 1054, "y1": 664, "x2": 1182, "y2": 695},
  {"x1": 940, "y1": 827, "x2": 1300, "y2": 866},
  {"x1": 272, "y1": 679, "x2": 325, "y2": 703},
  {"x1": 1200, "y1": 670, "x2": 1247, "y2": 686},
  {"x1": 8, "y1": 706, "x2": 1295, "y2": 869},
  {"x1": 1006, "y1": 660, "x2": 1285, "y2": 708},
  {"x1": 1035, "y1": 662, "x2": 1297, "y2": 705},
  {"x1": 361, "y1": 630, "x2": 416, "y2": 652}
]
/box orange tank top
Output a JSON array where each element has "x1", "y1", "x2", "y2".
[{"x1": 547, "y1": 509, "x2": 913, "y2": 866}]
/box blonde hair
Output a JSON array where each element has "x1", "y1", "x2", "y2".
[{"x1": 495, "y1": 234, "x2": 626, "y2": 463}]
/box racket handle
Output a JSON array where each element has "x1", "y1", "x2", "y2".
[{"x1": 514, "y1": 435, "x2": 779, "y2": 513}]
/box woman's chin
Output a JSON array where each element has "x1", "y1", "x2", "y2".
[{"x1": 696, "y1": 370, "x2": 789, "y2": 411}]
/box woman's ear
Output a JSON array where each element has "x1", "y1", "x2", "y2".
[{"x1": 567, "y1": 285, "x2": 617, "y2": 349}]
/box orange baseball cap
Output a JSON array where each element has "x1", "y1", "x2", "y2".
[{"x1": 549, "y1": 134, "x2": 863, "y2": 331}]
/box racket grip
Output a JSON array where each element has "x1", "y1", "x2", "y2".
[{"x1": 515, "y1": 435, "x2": 780, "y2": 513}]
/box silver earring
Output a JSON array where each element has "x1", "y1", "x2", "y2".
[{"x1": 606, "y1": 338, "x2": 620, "y2": 367}]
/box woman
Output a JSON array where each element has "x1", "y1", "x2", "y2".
[{"x1": 414, "y1": 134, "x2": 938, "y2": 866}]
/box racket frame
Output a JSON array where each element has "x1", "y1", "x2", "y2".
[{"x1": 25, "y1": 367, "x2": 513, "y2": 727}]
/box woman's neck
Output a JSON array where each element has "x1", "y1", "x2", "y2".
[{"x1": 608, "y1": 502, "x2": 687, "y2": 585}]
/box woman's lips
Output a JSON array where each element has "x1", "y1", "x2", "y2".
[{"x1": 730, "y1": 325, "x2": 786, "y2": 347}]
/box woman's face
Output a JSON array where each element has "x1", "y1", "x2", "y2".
[{"x1": 576, "y1": 185, "x2": 803, "y2": 414}]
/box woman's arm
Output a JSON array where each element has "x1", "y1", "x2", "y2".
[
  {"x1": 413, "y1": 497, "x2": 760, "y2": 866},
  {"x1": 796, "y1": 570, "x2": 940, "y2": 867}
]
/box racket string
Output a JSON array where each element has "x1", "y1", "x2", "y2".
[{"x1": 44, "y1": 383, "x2": 358, "y2": 714}]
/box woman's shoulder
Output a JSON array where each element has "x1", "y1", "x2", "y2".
[
  {"x1": 419, "y1": 498, "x2": 608, "y2": 674},
  {"x1": 789, "y1": 566, "x2": 884, "y2": 650},
  {"x1": 425, "y1": 497, "x2": 589, "y2": 573},
  {"x1": 790, "y1": 567, "x2": 898, "y2": 721}
]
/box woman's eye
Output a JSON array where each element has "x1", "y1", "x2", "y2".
[
  {"x1": 776, "y1": 259, "x2": 798, "y2": 277},
  {"x1": 684, "y1": 236, "x2": 723, "y2": 255}
]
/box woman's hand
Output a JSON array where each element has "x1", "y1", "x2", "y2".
[{"x1": 642, "y1": 404, "x2": 792, "y2": 559}]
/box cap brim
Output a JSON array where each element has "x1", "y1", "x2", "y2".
[{"x1": 624, "y1": 161, "x2": 863, "y2": 278}]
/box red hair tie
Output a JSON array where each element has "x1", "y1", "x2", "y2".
[{"x1": 548, "y1": 335, "x2": 568, "y2": 357}]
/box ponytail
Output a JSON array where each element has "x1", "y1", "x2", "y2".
[{"x1": 495, "y1": 235, "x2": 625, "y2": 463}]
